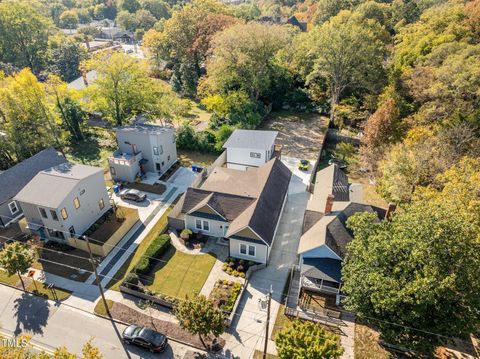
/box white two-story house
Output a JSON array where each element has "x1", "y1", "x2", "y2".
[{"x1": 222, "y1": 129, "x2": 281, "y2": 171}]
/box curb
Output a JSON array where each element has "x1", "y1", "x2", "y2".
[{"x1": 93, "y1": 310, "x2": 209, "y2": 352}]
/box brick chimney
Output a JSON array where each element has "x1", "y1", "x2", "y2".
[
  {"x1": 385, "y1": 203, "x2": 397, "y2": 221},
  {"x1": 325, "y1": 194, "x2": 335, "y2": 214}
]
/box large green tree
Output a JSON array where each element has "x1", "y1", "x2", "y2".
[
  {"x1": 285, "y1": 10, "x2": 386, "y2": 120},
  {"x1": 86, "y1": 52, "x2": 156, "y2": 126},
  {"x1": 0, "y1": 2, "x2": 52, "y2": 73},
  {"x1": 343, "y1": 193, "x2": 480, "y2": 352},
  {"x1": 276, "y1": 320, "x2": 344, "y2": 359}
]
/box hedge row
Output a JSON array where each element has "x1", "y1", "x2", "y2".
[{"x1": 134, "y1": 234, "x2": 171, "y2": 275}]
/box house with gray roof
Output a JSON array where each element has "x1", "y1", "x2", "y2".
[
  {"x1": 108, "y1": 123, "x2": 177, "y2": 182},
  {"x1": 15, "y1": 163, "x2": 111, "y2": 242},
  {"x1": 0, "y1": 148, "x2": 67, "y2": 228},
  {"x1": 172, "y1": 158, "x2": 291, "y2": 264},
  {"x1": 286, "y1": 164, "x2": 391, "y2": 309},
  {"x1": 222, "y1": 129, "x2": 282, "y2": 171}
]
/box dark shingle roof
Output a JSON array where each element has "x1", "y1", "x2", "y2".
[
  {"x1": 0, "y1": 148, "x2": 67, "y2": 205},
  {"x1": 325, "y1": 203, "x2": 386, "y2": 258},
  {"x1": 181, "y1": 158, "x2": 291, "y2": 245},
  {"x1": 301, "y1": 258, "x2": 342, "y2": 283}
]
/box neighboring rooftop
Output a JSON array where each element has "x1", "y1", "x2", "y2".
[
  {"x1": 0, "y1": 148, "x2": 67, "y2": 205},
  {"x1": 222, "y1": 129, "x2": 278, "y2": 150},
  {"x1": 15, "y1": 163, "x2": 103, "y2": 208},
  {"x1": 117, "y1": 123, "x2": 174, "y2": 135},
  {"x1": 298, "y1": 201, "x2": 386, "y2": 257},
  {"x1": 181, "y1": 158, "x2": 291, "y2": 245},
  {"x1": 68, "y1": 70, "x2": 98, "y2": 91},
  {"x1": 307, "y1": 164, "x2": 350, "y2": 213}
]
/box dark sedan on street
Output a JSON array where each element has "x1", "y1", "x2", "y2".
[
  {"x1": 119, "y1": 188, "x2": 147, "y2": 202},
  {"x1": 122, "y1": 325, "x2": 168, "y2": 353}
]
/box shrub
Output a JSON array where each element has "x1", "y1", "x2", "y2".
[
  {"x1": 180, "y1": 228, "x2": 192, "y2": 239},
  {"x1": 239, "y1": 259, "x2": 245, "y2": 265},
  {"x1": 239, "y1": 272, "x2": 246, "y2": 278},
  {"x1": 226, "y1": 267, "x2": 233, "y2": 275},
  {"x1": 222, "y1": 264, "x2": 228, "y2": 271},
  {"x1": 233, "y1": 270, "x2": 239, "y2": 277},
  {"x1": 237, "y1": 265, "x2": 244, "y2": 272},
  {"x1": 248, "y1": 261, "x2": 256, "y2": 266},
  {"x1": 124, "y1": 273, "x2": 139, "y2": 289},
  {"x1": 134, "y1": 234, "x2": 171, "y2": 274}
]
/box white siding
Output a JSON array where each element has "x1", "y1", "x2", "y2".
[
  {"x1": 229, "y1": 238, "x2": 268, "y2": 264},
  {"x1": 185, "y1": 214, "x2": 228, "y2": 238},
  {"x1": 226, "y1": 147, "x2": 269, "y2": 170}
]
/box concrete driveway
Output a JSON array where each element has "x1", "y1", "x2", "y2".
[
  {"x1": 281, "y1": 156, "x2": 315, "y2": 194},
  {"x1": 113, "y1": 187, "x2": 168, "y2": 223},
  {"x1": 223, "y1": 190, "x2": 310, "y2": 358}
]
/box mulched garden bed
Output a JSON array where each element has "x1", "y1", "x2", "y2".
[
  {"x1": 222, "y1": 257, "x2": 259, "y2": 278},
  {"x1": 209, "y1": 280, "x2": 242, "y2": 314},
  {"x1": 108, "y1": 300, "x2": 225, "y2": 351}
]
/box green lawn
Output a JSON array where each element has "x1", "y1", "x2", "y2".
[
  {"x1": 94, "y1": 299, "x2": 114, "y2": 316},
  {"x1": 26, "y1": 281, "x2": 72, "y2": 301},
  {"x1": 107, "y1": 198, "x2": 179, "y2": 290},
  {"x1": 146, "y1": 246, "x2": 217, "y2": 300},
  {"x1": 0, "y1": 270, "x2": 19, "y2": 286}
]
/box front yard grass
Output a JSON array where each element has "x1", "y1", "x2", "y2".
[
  {"x1": 107, "y1": 197, "x2": 179, "y2": 290},
  {"x1": 94, "y1": 299, "x2": 114, "y2": 316},
  {"x1": 0, "y1": 270, "x2": 19, "y2": 286},
  {"x1": 145, "y1": 246, "x2": 217, "y2": 300},
  {"x1": 26, "y1": 281, "x2": 72, "y2": 301}
]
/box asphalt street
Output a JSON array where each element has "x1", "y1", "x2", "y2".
[{"x1": 0, "y1": 284, "x2": 196, "y2": 359}]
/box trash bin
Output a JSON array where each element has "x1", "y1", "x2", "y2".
[{"x1": 113, "y1": 184, "x2": 120, "y2": 194}]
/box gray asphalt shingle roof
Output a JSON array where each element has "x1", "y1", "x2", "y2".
[
  {"x1": 222, "y1": 129, "x2": 278, "y2": 150},
  {"x1": 301, "y1": 258, "x2": 342, "y2": 283},
  {"x1": 0, "y1": 148, "x2": 67, "y2": 205},
  {"x1": 15, "y1": 163, "x2": 103, "y2": 208}
]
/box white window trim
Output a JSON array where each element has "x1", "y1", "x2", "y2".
[
  {"x1": 240, "y1": 243, "x2": 247, "y2": 255},
  {"x1": 8, "y1": 201, "x2": 19, "y2": 215},
  {"x1": 195, "y1": 219, "x2": 202, "y2": 230},
  {"x1": 153, "y1": 146, "x2": 159, "y2": 155},
  {"x1": 202, "y1": 220, "x2": 210, "y2": 232},
  {"x1": 248, "y1": 245, "x2": 256, "y2": 257}
]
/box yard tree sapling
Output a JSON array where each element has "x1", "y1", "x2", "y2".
[
  {"x1": 0, "y1": 242, "x2": 37, "y2": 291},
  {"x1": 174, "y1": 294, "x2": 225, "y2": 348}
]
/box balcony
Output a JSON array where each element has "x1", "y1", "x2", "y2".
[
  {"x1": 302, "y1": 276, "x2": 341, "y2": 295},
  {"x1": 108, "y1": 150, "x2": 143, "y2": 167}
]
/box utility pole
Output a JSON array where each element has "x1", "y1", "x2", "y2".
[
  {"x1": 263, "y1": 286, "x2": 272, "y2": 359},
  {"x1": 83, "y1": 235, "x2": 111, "y2": 317}
]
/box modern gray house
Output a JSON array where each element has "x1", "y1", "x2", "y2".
[
  {"x1": 0, "y1": 148, "x2": 67, "y2": 228},
  {"x1": 223, "y1": 129, "x2": 281, "y2": 171},
  {"x1": 108, "y1": 124, "x2": 177, "y2": 182},
  {"x1": 15, "y1": 163, "x2": 111, "y2": 241},
  {"x1": 172, "y1": 158, "x2": 291, "y2": 264}
]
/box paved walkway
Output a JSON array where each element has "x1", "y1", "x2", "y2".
[{"x1": 222, "y1": 190, "x2": 310, "y2": 358}]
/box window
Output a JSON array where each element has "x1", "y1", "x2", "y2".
[
  {"x1": 79, "y1": 189, "x2": 86, "y2": 196},
  {"x1": 153, "y1": 146, "x2": 159, "y2": 155},
  {"x1": 110, "y1": 166, "x2": 116, "y2": 176},
  {"x1": 195, "y1": 219, "x2": 202, "y2": 230},
  {"x1": 155, "y1": 163, "x2": 161, "y2": 171},
  {"x1": 69, "y1": 226, "x2": 75, "y2": 237},
  {"x1": 159, "y1": 145, "x2": 163, "y2": 155},
  {"x1": 39, "y1": 208, "x2": 48, "y2": 219},
  {"x1": 8, "y1": 201, "x2": 19, "y2": 215},
  {"x1": 99, "y1": 199, "x2": 105, "y2": 210},
  {"x1": 240, "y1": 243, "x2": 247, "y2": 255},
  {"x1": 203, "y1": 220, "x2": 209, "y2": 231},
  {"x1": 250, "y1": 152, "x2": 261, "y2": 158},
  {"x1": 248, "y1": 245, "x2": 255, "y2": 257},
  {"x1": 73, "y1": 197, "x2": 80, "y2": 209},
  {"x1": 50, "y1": 210, "x2": 59, "y2": 221},
  {"x1": 167, "y1": 155, "x2": 170, "y2": 161},
  {"x1": 161, "y1": 161, "x2": 164, "y2": 166},
  {"x1": 60, "y1": 208, "x2": 68, "y2": 220}
]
